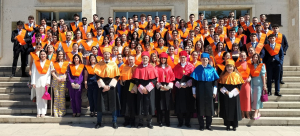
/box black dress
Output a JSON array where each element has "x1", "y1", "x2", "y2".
[
  {"x1": 120, "y1": 80, "x2": 137, "y2": 116},
  {"x1": 135, "y1": 79, "x2": 157, "y2": 115}
]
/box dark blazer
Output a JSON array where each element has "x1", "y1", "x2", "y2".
[
  {"x1": 224, "y1": 37, "x2": 244, "y2": 52},
  {"x1": 103, "y1": 23, "x2": 113, "y2": 36},
  {"x1": 11, "y1": 29, "x2": 31, "y2": 51},
  {"x1": 263, "y1": 44, "x2": 284, "y2": 66},
  {"x1": 281, "y1": 34, "x2": 289, "y2": 54}
]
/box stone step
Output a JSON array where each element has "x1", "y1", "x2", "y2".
[
  {"x1": 0, "y1": 82, "x2": 28, "y2": 87},
  {"x1": 0, "y1": 87, "x2": 30, "y2": 94},
  {"x1": 271, "y1": 82, "x2": 300, "y2": 88},
  {"x1": 268, "y1": 95, "x2": 300, "y2": 101},
  {"x1": 272, "y1": 88, "x2": 300, "y2": 94},
  {"x1": 282, "y1": 77, "x2": 300, "y2": 82},
  {"x1": 0, "y1": 115, "x2": 299, "y2": 126},
  {"x1": 282, "y1": 66, "x2": 300, "y2": 71},
  {"x1": 259, "y1": 109, "x2": 300, "y2": 117},
  {"x1": 283, "y1": 71, "x2": 300, "y2": 76},
  {"x1": 0, "y1": 77, "x2": 30, "y2": 82},
  {"x1": 260, "y1": 102, "x2": 300, "y2": 109},
  {"x1": 0, "y1": 100, "x2": 36, "y2": 107},
  {"x1": 0, "y1": 94, "x2": 30, "y2": 100}
]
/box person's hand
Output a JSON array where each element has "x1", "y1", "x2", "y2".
[
  {"x1": 130, "y1": 90, "x2": 135, "y2": 94},
  {"x1": 75, "y1": 84, "x2": 80, "y2": 89},
  {"x1": 225, "y1": 91, "x2": 229, "y2": 95},
  {"x1": 103, "y1": 86, "x2": 110, "y2": 92},
  {"x1": 120, "y1": 80, "x2": 123, "y2": 86},
  {"x1": 29, "y1": 70, "x2": 32, "y2": 76},
  {"x1": 160, "y1": 86, "x2": 166, "y2": 91},
  {"x1": 143, "y1": 88, "x2": 148, "y2": 94},
  {"x1": 247, "y1": 77, "x2": 251, "y2": 82},
  {"x1": 263, "y1": 85, "x2": 267, "y2": 91},
  {"x1": 213, "y1": 94, "x2": 216, "y2": 98},
  {"x1": 14, "y1": 36, "x2": 17, "y2": 40},
  {"x1": 46, "y1": 84, "x2": 50, "y2": 87},
  {"x1": 193, "y1": 94, "x2": 196, "y2": 98},
  {"x1": 181, "y1": 85, "x2": 187, "y2": 88},
  {"x1": 85, "y1": 83, "x2": 88, "y2": 89},
  {"x1": 32, "y1": 84, "x2": 36, "y2": 89},
  {"x1": 71, "y1": 83, "x2": 75, "y2": 89}
]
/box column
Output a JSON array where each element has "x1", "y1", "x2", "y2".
[
  {"x1": 82, "y1": 0, "x2": 96, "y2": 22},
  {"x1": 185, "y1": 0, "x2": 199, "y2": 21}
]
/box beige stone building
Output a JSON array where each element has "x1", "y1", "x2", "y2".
[{"x1": 0, "y1": 0, "x2": 299, "y2": 66}]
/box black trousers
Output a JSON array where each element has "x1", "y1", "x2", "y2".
[
  {"x1": 138, "y1": 115, "x2": 152, "y2": 124},
  {"x1": 198, "y1": 115, "x2": 212, "y2": 128},
  {"x1": 157, "y1": 109, "x2": 170, "y2": 124},
  {"x1": 223, "y1": 119, "x2": 238, "y2": 128},
  {"x1": 12, "y1": 47, "x2": 28, "y2": 75},
  {"x1": 267, "y1": 62, "x2": 281, "y2": 93},
  {"x1": 124, "y1": 113, "x2": 136, "y2": 124},
  {"x1": 177, "y1": 112, "x2": 191, "y2": 125}
]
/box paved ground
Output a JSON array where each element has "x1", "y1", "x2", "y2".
[{"x1": 0, "y1": 123, "x2": 299, "y2": 136}]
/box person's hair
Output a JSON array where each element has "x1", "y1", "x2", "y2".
[
  {"x1": 239, "y1": 51, "x2": 247, "y2": 57},
  {"x1": 150, "y1": 53, "x2": 158, "y2": 63},
  {"x1": 212, "y1": 16, "x2": 217, "y2": 19},
  {"x1": 252, "y1": 53, "x2": 261, "y2": 64},
  {"x1": 91, "y1": 46, "x2": 98, "y2": 53},
  {"x1": 16, "y1": 21, "x2": 24, "y2": 26},
  {"x1": 250, "y1": 33, "x2": 257, "y2": 37},
  {"x1": 142, "y1": 34, "x2": 151, "y2": 44},
  {"x1": 82, "y1": 17, "x2": 87, "y2": 21},
  {"x1": 185, "y1": 39, "x2": 194, "y2": 49},
  {"x1": 204, "y1": 45, "x2": 213, "y2": 56},
  {"x1": 229, "y1": 28, "x2": 236, "y2": 32},
  {"x1": 244, "y1": 13, "x2": 250, "y2": 16},
  {"x1": 38, "y1": 50, "x2": 47, "y2": 60},
  {"x1": 154, "y1": 32, "x2": 162, "y2": 41},
  {"x1": 96, "y1": 27, "x2": 103, "y2": 31},
  {"x1": 222, "y1": 51, "x2": 230, "y2": 60},
  {"x1": 35, "y1": 33, "x2": 42, "y2": 38},
  {"x1": 220, "y1": 64, "x2": 239, "y2": 77},
  {"x1": 215, "y1": 42, "x2": 225, "y2": 52},
  {"x1": 140, "y1": 14, "x2": 146, "y2": 18},
  {"x1": 194, "y1": 41, "x2": 203, "y2": 52},
  {"x1": 158, "y1": 38, "x2": 165, "y2": 46},
  {"x1": 93, "y1": 14, "x2": 98, "y2": 17},
  {"x1": 72, "y1": 54, "x2": 82, "y2": 64},
  {"x1": 189, "y1": 14, "x2": 195, "y2": 17},
  {"x1": 272, "y1": 24, "x2": 279, "y2": 28},
  {"x1": 199, "y1": 12, "x2": 204, "y2": 16},
  {"x1": 253, "y1": 17, "x2": 258, "y2": 20},
  {"x1": 159, "y1": 56, "x2": 169, "y2": 68},
  {"x1": 122, "y1": 46, "x2": 131, "y2": 57},
  {"x1": 114, "y1": 37, "x2": 122, "y2": 46},
  {"x1": 40, "y1": 18, "x2": 47, "y2": 22},
  {"x1": 28, "y1": 15, "x2": 34, "y2": 19},
  {"x1": 52, "y1": 19, "x2": 57, "y2": 22},
  {"x1": 255, "y1": 24, "x2": 262, "y2": 28},
  {"x1": 178, "y1": 19, "x2": 187, "y2": 29},
  {"x1": 46, "y1": 44, "x2": 55, "y2": 55},
  {"x1": 74, "y1": 30, "x2": 82, "y2": 39},
  {"x1": 237, "y1": 26, "x2": 245, "y2": 34},
  {"x1": 131, "y1": 31, "x2": 139, "y2": 41},
  {"x1": 89, "y1": 54, "x2": 98, "y2": 64},
  {"x1": 268, "y1": 34, "x2": 276, "y2": 39},
  {"x1": 55, "y1": 50, "x2": 66, "y2": 62},
  {"x1": 135, "y1": 43, "x2": 143, "y2": 52},
  {"x1": 73, "y1": 13, "x2": 79, "y2": 17},
  {"x1": 100, "y1": 17, "x2": 104, "y2": 20},
  {"x1": 145, "y1": 21, "x2": 153, "y2": 30},
  {"x1": 232, "y1": 43, "x2": 240, "y2": 52},
  {"x1": 129, "y1": 40, "x2": 137, "y2": 49},
  {"x1": 103, "y1": 36, "x2": 109, "y2": 45}
]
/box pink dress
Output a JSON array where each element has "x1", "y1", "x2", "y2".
[{"x1": 239, "y1": 61, "x2": 251, "y2": 111}]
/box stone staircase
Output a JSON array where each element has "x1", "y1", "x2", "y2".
[{"x1": 0, "y1": 66, "x2": 300, "y2": 125}]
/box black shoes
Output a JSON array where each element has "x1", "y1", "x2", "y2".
[
  {"x1": 268, "y1": 92, "x2": 272, "y2": 96},
  {"x1": 10, "y1": 74, "x2": 15, "y2": 78},
  {"x1": 185, "y1": 124, "x2": 191, "y2": 128},
  {"x1": 199, "y1": 127, "x2": 204, "y2": 131},
  {"x1": 177, "y1": 123, "x2": 183, "y2": 127},
  {"x1": 130, "y1": 122, "x2": 135, "y2": 128},
  {"x1": 280, "y1": 81, "x2": 285, "y2": 84},
  {"x1": 137, "y1": 123, "x2": 143, "y2": 129},
  {"x1": 206, "y1": 127, "x2": 213, "y2": 131},
  {"x1": 232, "y1": 127, "x2": 236, "y2": 131},
  {"x1": 95, "y1": 123, "x2": 102, "y2": 129},
  {"x1": 275, "y1": 92, "x2": 282, "y2": 97},
  {"x1": 112, "y1": 123, "x2": 118, "y2": 129},
  {"x1": 226, "y1": 126, "x2": 230, "y2": 131},
  {"x1": 166, "y1": 123, "x2": 170, "y2": 127},
  {"x1": 147, "y1": 123, "x2": 153, "y2": 129},
  {"x1": 158, "y1": 123, "x2": 163, "y2": 127},
  {"x1": 123, "y1": 121, "x2": 130, "y2": 127}
]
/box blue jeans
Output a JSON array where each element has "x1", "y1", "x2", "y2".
[{"x1": 97, "y1": 110, "x2": 118, "y2": 123}]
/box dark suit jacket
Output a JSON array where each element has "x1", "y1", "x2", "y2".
[
  {"x1": 224, "y1": 38, "x2": 244, "y2": 52},
  {"x1": 281, "y1": 34, "x2": 289, "y2": 54},
  {"x1": 11, "y1": 29, "x2": 31, "y2": 51},
  {"x1": 263, "y1": 45, "x2": 284, "y2": 66},
  {"x1": 103, "y1": 24, "x2": 113, "y2": 36}
]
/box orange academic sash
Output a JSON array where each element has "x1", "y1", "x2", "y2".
[
  {"x1": 247, "y1": 24, "x2": 256, "y2": 33},
  {"x1": 35, "y1": 60, "x2": 51, "y2": 74},
  {"x1": 16, "y1": 29, "x2": 27, "y2": 45},
  {"x1": 70, "y1": 64, "x2": 84, "y2": 76},
  {"x1": 61, "y1": 42, "x2": 74, "y2": 53},
  {"x1": 246, "y1": 42, "x2": 264, "y2": 54},
  {"x1": 236, "y1": 63, "x2": 251, "y2": 79},
  {"x1": 81, "y1": 41, "x2": 98, "y2": 51},
  {"x1": 240, "y1": 22, "x2": 248, "y2": 31},
  {"x1": 264, "y1": 43, "x2": 281, "y2": 56},
  {"x1": 53, "y1": 61, "x2": 69, "y2": 74},
  {"x1": 24, "y1": 24, "x2": 35, "y2": 32},
  {"x1": 60, "y1": 32, "x2": 66, "y2": 41},
  {"x1": 187, "y1": 21, "x2": 198, "y2": 30},
  {"x1": 85, "y1": 65, "x2": 95, "y2": 75},
  {"x1": 30, "y1": 52, "x2": 39, "y2": 61},
  {"x1": 214, "y1": 51, "x2": 225, "y2": 64},
  {"x1": 50, "y1": 54, "x2": 57, "y2": 62},
  {"x1": 250, "y1": 63, "x2": 264, "y2": 77},
  {"x1": 256, "y1": 33, "x2": 266, "y2": 44},
  {"x1": 156, "y1": 28, "x2": 168, "y2": 38},
  {"x1": 225, "y1": 38, "x2": 241, "y2": 50},
  {"x1": 275, "y1": 33, "x2": 283, "y2": 44}
]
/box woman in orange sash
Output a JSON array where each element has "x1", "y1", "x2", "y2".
[
  {"x1": 231, "y1": 43, "x2": 240, "y2": 62},
  {"x1": 237, "y1": 26, "x2": 247, "y2": 49},
  {"x1": 150, "y1": 53, "x2": 159, "y2": 67},
  {"x1": 236, "y1": 51, "x2": 251, "y2": 119},
  {"x1": 184, "y1": 45, "x2": 191, "y2": 62},
  {"x1": 67, "y1": 54, "x2": 84, "y2": 117},
  {"x1": 167, "y1": 46, "x2": 179, "y2": 69},
  {"x1": 218, "y1": 59, "x2": 243, "y2": 131},
  {"x1": 51, "y1": 50, "x2": 68, "y2": 117},
  {"x1": 250, "y1": 53, "x2": 266, "y2": 120},
  {"x1": 214, "y1": 42, "x2": 226, "y2": 65},
  {"x1": 84, "y1": 54, "x2": 98, "y2": 117},
  {"x1": 173, "y1": 39, "x2": 183, "y2": 56},
  {"x1": 67, "y1": 43, "x2": 83, "y2": 63},
  {"x1": 98, "y1": 36, "x2": 111, "y2": 57},
  {"x1": 86, "y1": 46, "x2": 102, "y2": 65},
  {"x1": 217, "y1": 52, "x2": 231, "y2": 75},
  {"x1": 46, "y1": 45, "x2": 56, "y2": 62},
  {"x1": 153, "y1": 33, "x2": 161, "y2": 49},
  {"x1": 141, "y1": 35, "x2": 153, "y2": 51},
  {"x1": 193, "y1": 41, "x2": 203, "y2": 56},
  {"x1": 155, "y1": 38, "x2": 168, "y2": 55},
  {"x1": 144, "y1": 21, "x2": 154, "y2": 40},
  {"x1": 115, "y1": 37, "x2": 123, "y2": 54},
  {"x1": 122, "y1": 46, "x2": 131, "y2": 65},
  {"x1": 31, "y1": 50, "x2": 52, "y2": 118},
  {"x1": 74, "y1": 30, "x2": 83, "y2": 52},
  {"x1": 29, "y1": 43, "x2": 42, "y2": 76},
  {"x1": 129, "y1": 40, "x2": 137, "y2": 56},
  {"x1": 135, "y1": 44, "x2": 143, "y2": 65},
  {"x1": 190, "y1": 51, "x2": 202, "y2": 67},
  {"x1": 204, "y1": 46, "x2": 215, "y2": 67}
]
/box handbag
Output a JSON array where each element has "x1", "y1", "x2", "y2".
[
  {"x1": 261, "y1": 89, "x2": 268, "y2": 102},
  {"x1": 42, "y1": 86, "x2": 51, "y2": 100}
]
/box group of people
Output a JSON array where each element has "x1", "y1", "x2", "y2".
[{"x1": 11, "y1": 11, "x2": 288, "y2": 131}]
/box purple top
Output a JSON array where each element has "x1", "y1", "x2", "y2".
[{"x1": 67, "y1": 66, "x2": 84, "y2": 90}]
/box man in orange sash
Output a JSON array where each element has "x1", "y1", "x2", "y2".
[
  {"x1": 69, "y1": 13, "x2": 82, "y2": 33},
  {"x1": 196, "y1": 12, "x2": 204, "y2": 27},
  {"x1": 187, "y1": 14, "x2": 199, "y2": 30},
  {"x1": 225, "y1": 28, "x2": 243, "y2": 52},
  {"x1": 262, "y1": 21, "x2": 273, "y2": 36},
  {"x1": 24, "y1": 15, "x2": 37, "y2": 37},
  {"x1": 139, "y1": 14, "x2": 148, "y2": 30},
  {"x1": 11, "y1": 21, "x2": 31, "y2": 77},
  {"x1": 78, "y1": 17, "x2": 92, "y2": 40},
  {"x1": 94, "y1": 48, "x2": 120, "y2": 129},
  {"x1": 272, "y1": 24, "x2": 289, "y2": 84},
  {"x1": 264, "y1": 34, "x2": 284, "y2": 97},
  {"x1": 246, "y1": 17, "x2": 258, "y2": 41},
  {"x1": 259, "y1": 14, "x2": 272, "y2": 30},
  {"x1": 89, "y1": 14, "x2": 99, "y2": 31},
  {"x1": 246, "y1": 33, "x2": 265, "y2": 59},
  {"x1": 204, "y1": 26, "x2": 216, "y2": 47},
  {"x1": 103, "y1": 17, "x2": 114, "y2": 36}
]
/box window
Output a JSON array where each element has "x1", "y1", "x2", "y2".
[
  {"x1": 39, "y1": 12, "x2": 82, "y2": 26},
  {"x1": 199, "y1": 9, "x2": 249, "y2": 23},
  {"x1": 114, "y1": 11, "x2": 171, "y2": 23},
  {"x1": 265, "y1": 14, "x2": 281, "y2": 26}
]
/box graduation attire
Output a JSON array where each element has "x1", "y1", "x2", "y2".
[
  {"x1": 132, "y1": 51, "x2": 158, "y2": 127},
  {"x1": 119, "y1": 64, "x2": 138, "y2": 126},
  {"x1": 94, "y1": 58, "x2": 121, "y2": 124},
  {"x1": 173, "y1": 51, "x2": 195, "y2": 126},
  {"x1": 155, "y1": 52, "x2": 175, "y2": 126},
  {"x1": 218, "y1": 60, "x2": 244, "y2": 129},
  {"x1": 190, "y1": 55, "x2": 219, "y2": 129}
]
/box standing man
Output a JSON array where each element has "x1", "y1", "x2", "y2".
[
  {"x1": 24, "y1": 15, "x2": 37, "y2": 37},
  {"x1": 69, "y1": 13, "x2": 82, "y2": 33},
  {"x1": 132, "y1": 51, "x2": 158, "y2": 129},
  {"x1": 103, "y1": 17, "x2": 114, "y2": 35},
  {"x1": 11, "y1": 21, "x2": 31, "y2": 77},
  {"x1": 191, "y1": 53, "x2": 219, "y2": 131},
  {"x1": 94, "y1": 48, "x2": 121, "y2": 129},
  {"x1": 264, "y1": 34, "x2": 284, "y2": 96},
  {"x1": 187, "y1": 14, "x2": 199, "y2": 30},
  {"x1": 78, "y1": 17, "x2": 92, "y2": 40},
  {"x1": 272, "y1": 24, "x2": 288, "y2": 84},
  {"x1": 196, "y1": 13, "x2": 204, "y2": 27},
  {"x1": 89, "y1": 14, "x2": 99, "y2": 31}
]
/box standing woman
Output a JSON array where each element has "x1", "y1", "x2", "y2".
[
  {"x1": 51, "y1": 50, "x2": 68, "y2": 117},
  {"x1": 86, "y1": 46, "x2": 102, "y2": 65},
  {"x1": 204, "y1": 45, "x2": 215, "y2": 67},
  {"x1": 173, "y1": 51, "x2": 195, "y2": 128},
  {"x1": 153, "y1": 33, "x2": 162, "y2": 49},
  {"x1": 73, "y1": 30, "x2": 83, "y2": 52},
  {"x1": 218, "y1": 59, "x2": 244, "y2": 131},
  {"x1": 46, "y1": 45, "x2": 57, "y2": 62},
  {"x1": 67, "y1": 54, "x2": 85, "y2": 117},
  {"x1": 31, "y1": 50, "x2": 52, "y2": 118},
  {"x1": 193, "y1": 41, "x2": 203, "y2": 55},
  {"x1": 84, "y1": 54, "x2": 98, "y2": 117},
  {"x1": 122, "y1": 46, "x2": 131, "y2": 65},
  {"x1": 178, "y1": 19, "x2": 189, "y2": 39},
  {"x1": 214, "y1": 42, "x2": 226, "y2": 65},
  {"x1": 155, "y1": 52, "x2": 175, "y2": 127},
  {"x1": 135, "y1": 44, "x2": 143, "y2": 65},
  {"x1": 129, "y1": 40, "x2": 137, "y2": 56},
  {"x1": 150, "y1": 53, "x2": 159, "y2": 67},
  {"x1": 155, "y1": 38, "x2": 168, "y2": 55},
  {"x1": 231, "y1": 43, "x2": 240, "y2": 62},
  {"x1": 115, "y1": 37, "x2": 123, "y2": 54},
  {"x1": 144, "y1": 22, "x2": 154, "y2": 41},
  {"x1": 236, "y1": 51, "x2": 251, "y2": 119},
  {"x1": 98, "y1": 36, "x2": 111, "y2": 57},
  {"x1": 236, "y1": 26, "x2": 247, "y2": 50},
  {"x1": 250, "y1": 53, "x2": 266, "y2": 120}
]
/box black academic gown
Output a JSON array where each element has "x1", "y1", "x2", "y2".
[
  {"x1": 120, "y1": 80, "x2": 137, "y2": 116},
  {"x1": 174, "y1": 76, "x2": 194, "y2": 114},
  {"x1": 135, "y1": 79, "x2": 157, "y2": 115},
  {"x1": 218, "y1": 84, "x2": 242, "y2": 126},
  {"x1": 155, "y1": 82, "x2": 172, "y2": 111},
  {"x1": 96, "y1": 77, "x2": 121, "y2": 112},
  {"x1": 194, "y1": 81, "x2": 216, "y2": 116}
]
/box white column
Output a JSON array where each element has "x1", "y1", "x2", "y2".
[
  {"x1": 185, "y1": 0, "x2": 199, "y2": 21},
  {"x1": 82, "y1": 0, "x2": 96, "y2": 22}
]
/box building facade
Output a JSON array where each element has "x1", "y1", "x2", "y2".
[{"x1": 0, "y1": 0, "x2": 299, "y2": 66}]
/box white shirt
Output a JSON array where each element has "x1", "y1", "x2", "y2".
[
  {"x1": 143, "y1": 63, "x2": 148, "y2": 67},
  {"x1": 31, "y1": 60, "x2": 52, "y2": 88},
  {"x1": 181, "y1": 62, "x2": 186, "y2": 68},
  {"x1": 97, "y1": 35, "x2": 102, "y2": 41},
  {"x1": 230, "y1": 37, "x2": 235, "y2": 43},
  {"x1": 75, "y1": 21, "x2": 79, "y2": 27},
  {"x1": 162, "y1": 64, "x2": 166, "y2": 69},
  {"x1": 104, "y1": 60, "x2": 110, "y2": 64}
]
